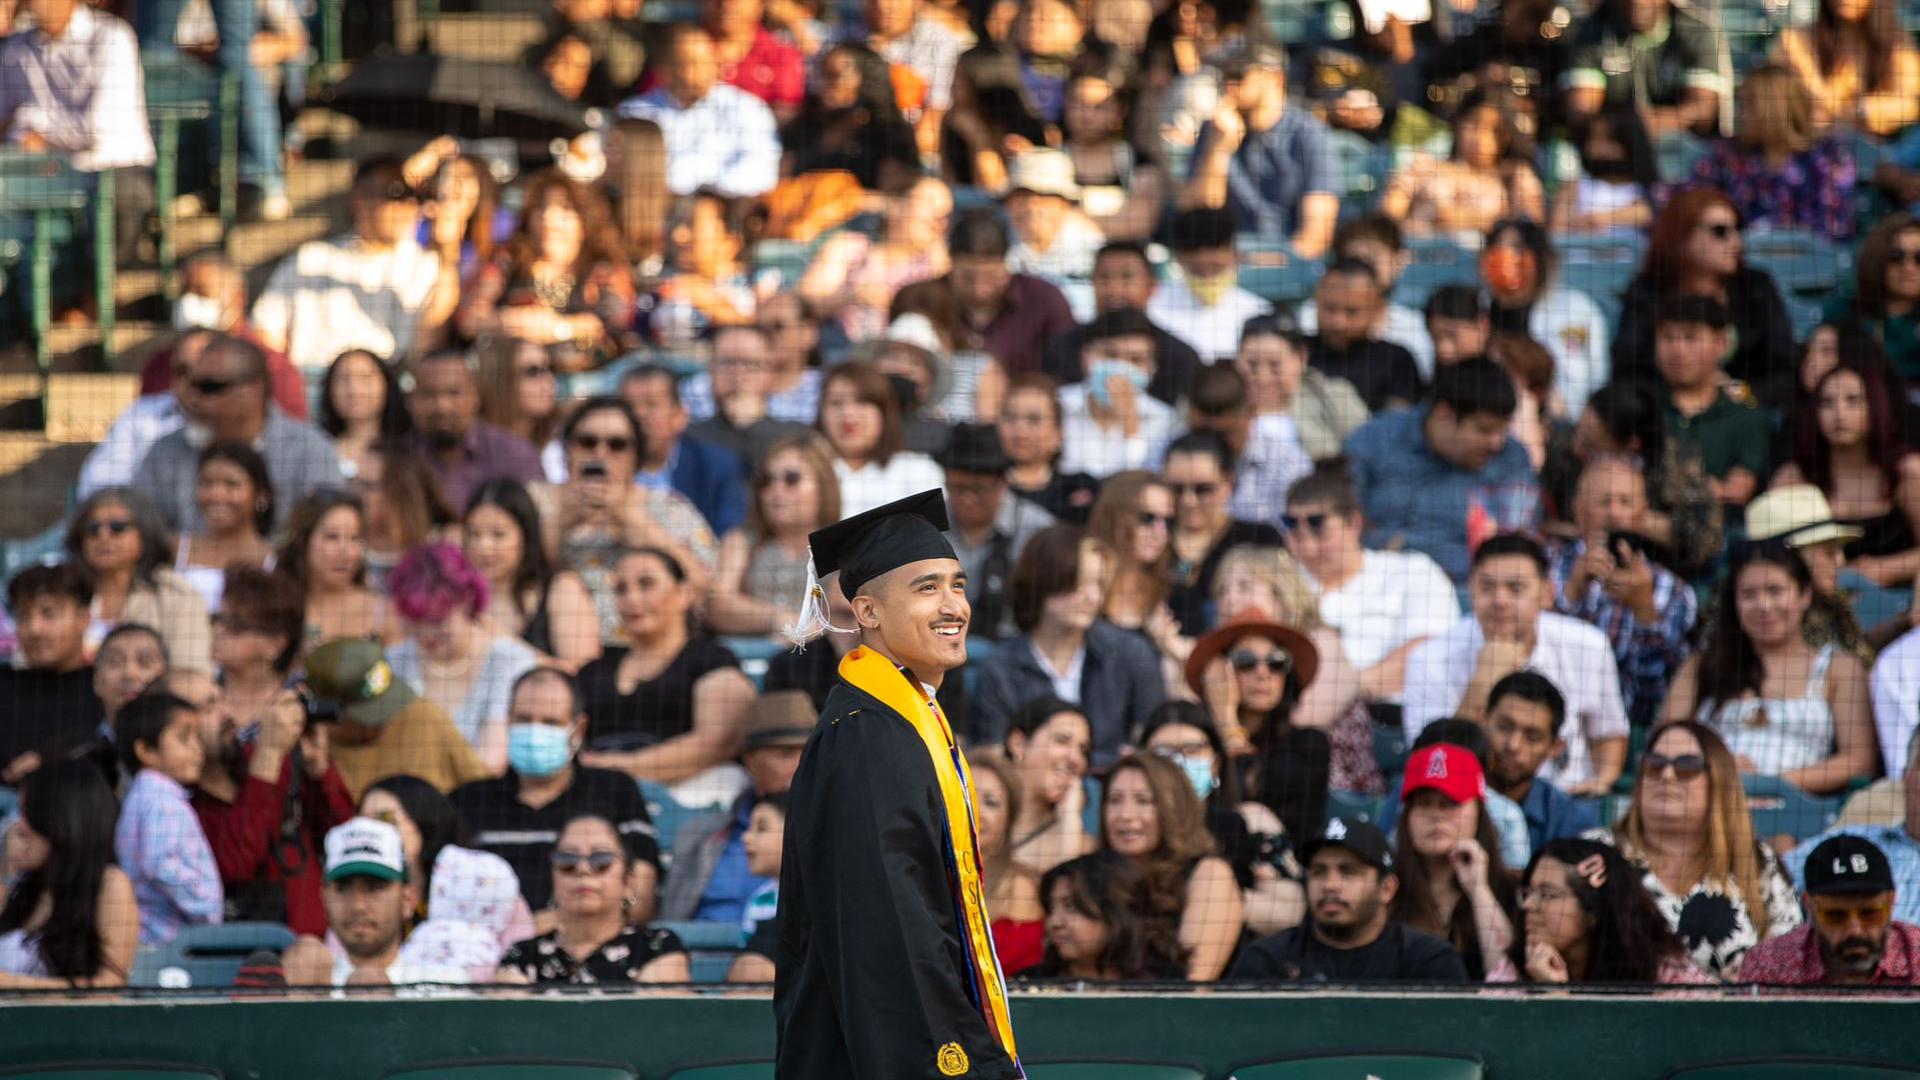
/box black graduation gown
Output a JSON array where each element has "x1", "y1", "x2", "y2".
[{"x1": 772, "y1": 677, "x2": 1019, "y2": 1080}]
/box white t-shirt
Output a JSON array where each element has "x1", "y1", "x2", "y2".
[
  {"x1": 1311, "y1": 549, "x2": 1461, "y2": 676},
  {"x1": 1871, "y1": 628, "x2": 1920, "y2": 779},
  {"x1": 835, "y1": 451, "x2": 947, "y2": 517},
  {"x1": 1146, "y1": 278, "x2": 1272, "y2": 362},
  {"x1": 1403, "y1": 611, "x2": 1630, "y2": 787},
  {"x1": 1057, "y1": 384, "x2": 1179, "y2": 479},
  {"x1": 250, "y1": 234, "x2": 442, "y2": 370}
]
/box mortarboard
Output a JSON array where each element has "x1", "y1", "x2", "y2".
[{"x1": 784, "y1": 490, "x2": 958, "y2": 644}]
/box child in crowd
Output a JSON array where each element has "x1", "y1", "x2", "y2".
[
  {"x1": 728, "y1": 793, "x2": 789, "y2": 983},
  {"x1": 1652, "y1": 294, "x2": 1768, "y2": 507},
  {"x1": 114, "y1": 692, "x2": 223, "y2": 946}
]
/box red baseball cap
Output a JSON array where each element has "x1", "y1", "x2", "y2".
[{"x1": 1400, "y1": 744, "x2": 1487, "y2": 804}]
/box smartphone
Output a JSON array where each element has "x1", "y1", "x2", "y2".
[{"x1": 1606, "y1": 530, "x2": 1648, "y2": 560}]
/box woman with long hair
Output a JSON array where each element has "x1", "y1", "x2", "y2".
[
  {"x1": 941, "y1": 43, "x2": 1052, "y2": 193},
  {"x1": 317, "y1": 349, "x2": 413, "y2": 483},
  {"x1": 176, "y1": 441, "x2": 275, "y2": 614},
  {"x1": 0, "y1": 759, "x2": 138, "y2": 988},
  {"x1": 648, "y1": 190, "x2": 760, "y2": 348},
  {"x1": 416, "y1": 151, "x2": 508, "y2": 279},
  {"x1": 64, "y1": 487, "x2": 211, "y2": 673},
  {"x1": 710, "y1": 436, "x2": 841, "y2": 637},
  {"x1": 1773, "y1": 0, "x2": 1920, "y2": 136},
  {"x1": 1387, "y1": 744, "x2": 1518, "y2": 981},
  {"x1": 1477, "y1": 218, "x2": 1611, "y2": 414},
  {"x1": 815, "y1": 360, "x2": 945, "y2": 517},
  {"x1": 1060, "y1": 71, "x2": 1166, "y2": 243},
  {"x1": 1031, "y1": 850, "x2": 1189, "y2": 980},
  {"x1": 1612, "y1": 188, "x2": 1797, "y2": 391},
  {"x1": 1590, "y1": 720, "x2": 1803, "y2": 979},
  {"x1": 498, "y1": 814, "x2": 689, "y2": 985},
  {"x1": 1494, "y1": 838, "x2": 1708, "y2": 984},
  {"x1": 210, "y1": 568, "x2": 307, "y2": 740},
  {"x1": 361, "y1": 775, "x2": 537, "y2": 942},
  {"x1": 1000, "y1": 373, "x2": 1100, "y2": 524},
  {"x1": 277, "y1": 490, "x2": 392, "y2": 652},
  {"x1": 1662, "y1": 545, "x2": 1878, "y2": 793},
  {"x1": 1163, "y1": 431, "x2": 1283, "y2": 637},
  {"x1": 1001, "y1": 697, "x2": 1096, "y2": 877},
  {"x1": 355, "y1": 442, "x2": 458, "y2": 593},
  {"x1": 1086, "y1": 470, "x2": 1176, "y2": 635},
  {"x1": 1827, "y1": 212, "x2": 1920, "y2": 381},
  {"x1": 1382, "y1": 95, "x2": 1545, "y2": 238},
  {"x1": 1100, "y1": 751, "x2": 1244, "y2": 980},
  {"x1": 1690, "y1": 64, "x2": 1857, "y2": 243},
  {"x1": 1235, "y1": 317, "x2": 1368, "y2": 463},
  {"x1": 798, "y1": 177, "x2": 953, "y2": 346},
  {"x1": 970, "y1": 752, "x2": 1046, "y2": 976},
  {"x1": 462, "y1": 479, "x2": 598, "y2": 671},
  {"x1": 780, "y1": 41, "x2": 921, "y2": 191},
  {"x1": 471, "y1": 337, "x2": 562, "y2": 456}
]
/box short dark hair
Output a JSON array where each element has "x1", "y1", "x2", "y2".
[
  {"x1": 221, "y1": 568, "x2": 308, "y2": 674},
  {"x1": 1486, "y1": 670, "x2": 1567, "y2": 734},
  {"x1": 1009, "y1": 525, "x2": 1094, "y2": 633},
  {"x1": 1083, "y1": 308, "x2": 1156, "y2": 344},
  {"x1": 621, "y1": 362, "x2": 683, "y2": 407},
  {"x1": 1424, "y1": 284, "x2": 1484, "y2": 324},
  {"x1": 1167, "y1": 207, "x2": 1236, "y2": 252},
  {"x1": 1431, "y1": 356, "x2": 1517, "y2": 419},
  {"x1": 1333, "y1": 214, "x2": 1405, "y2": 255},
  {"x1": 755, "y1": 790, "x2": 790, "y2": 817},
  {"x1": 100, "y1": 622, "x2": 169, "y2": 671},
  {"x1": 510, "y1": 666, "x2": 581, "y2": 716},
  {"x1": 7, "y1": 562, "x2": 92, "y2": 610},
  {"x1": 1320, "y1": 257, "x2": 1381, "y2": 291},
  {"x1": 1005, "y1": 694, "x2": 1085, "y2": 749},
  {"x1": 116, "y1": 692, "x2": 196, "y2": 776},
  {"x1": 1094, "y1": 241, "x2": 1151, "y2": 272},
  {"x1": 1285, "y1": 459, "x2": 1359, "y2": 515},
  {"x1": 1163, "y1": 429, "x2": 1234, "y2": 475},
  {"x1": 352, "y1": 157, "x2": 413, "y2": 198},
  {"x1": 949, "y1": 208, "x2": 1011, "y2": 259},
  {"x1": 1240, "y1": 312, "x2": 1304, "y2": 351},
  {"x1": 1413, "y1": 717, "x2": 1489, "y2": 763},
  {"x1": 1470, "y1": 532, "x2": 1549, "y2": 576},
  {"x1": 1191, "y1": 362, "x2": 1251, "y2": 418},
  {"x1": 1655, "y1": 293, "x2": 1731, "y2": 330},
  {"x1": 203, "y1": 331, "x2": 270, "y2": 385}
]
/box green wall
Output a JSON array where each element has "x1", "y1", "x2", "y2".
[{"x1": 1, "y1": 991, "x2": 1916, "y2": 1079}]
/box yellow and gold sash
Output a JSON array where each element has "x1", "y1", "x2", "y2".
[{"x1": 838, "y1": 646, "x2": 1020, "y2": 1066}]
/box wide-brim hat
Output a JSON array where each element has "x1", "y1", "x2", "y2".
[
  {"x1": 1004, "y1": 148, "x2": 1081, "y2": 203},
  {"x1": 848, "y1": 313, "x2": 953, "y2": 409},
  {"x1": 1745, "y1": 484, "x2": 1864, "y2": 549},
  {"x1": 1183, "y1": 614, "x2": 1320, "y2": 699}
]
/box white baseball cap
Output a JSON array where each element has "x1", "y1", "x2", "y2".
[{"x1": 325, "y1": 818, "x2": 408, "y2": 884}]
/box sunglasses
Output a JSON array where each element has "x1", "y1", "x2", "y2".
[
  {"x1": 1700, "y1": 222, "x2": 1738, "y2": 240},
  {"x1": 1642, "y1": 752, "x2": 1707, "y2": 780},
  {"x1": 1230, "y1": 649, "x2": 1292, "y2": 674},
  {"x1": 571, "y1": 433, "x2": 633, "y2": 455},
  {"x1": 758, "y1": 468, "x2": 806, "y2": 489},
  {"x1": 1173, "y1": 482, "x2": 1219, "y2": 499},
  {"x1": 552, "y1": 849, "x2": 622, "y2": 875},
  {"x1": 1136, "y1": 511, "x2": 1174, "y2": 528},
  {"x1": 1281, "y1": 512, "x2": 1331, "y2": 534},
  {"x1": 86, "y1": 519, "x2": 134, "y2": 538},
  {"x1": 1813, "y1": 901, "x2": 1892, "y2": 931},
  {"x1": 189, "y1": 375, "x2": 244, "y2": 396},
  {"x1": 1890, "y1": 249, "x2": 1920, "y2": 267},
  {"x1": 518, "y1": 363, "x2": 554, "y2": 380}
]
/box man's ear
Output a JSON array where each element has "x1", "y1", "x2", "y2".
[
  {"x1": 1377, "y1": 870, "x2": 1400, "y2": 906},
  {"x1": 850, "y1": 591, "x2": 883, "y2": 631}
]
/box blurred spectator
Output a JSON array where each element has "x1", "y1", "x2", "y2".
[
  {"x1": 176, "y1": 668, "x2": 353, "y2": 938},
  {"x1": 462, "y1": 480, "x2": 599, "y2": 671},
  {"x1": 574, "y1": 548, "x2": 756, "y2": 786},
  {"x1": 1478, "y1": 673, "x2": 1601, "y2": 854},
  {"x1": 994, "y1": 698, "x2": 1094, "y2": 876},
  {"x1": 1296, "y1": 217, "x2": 1433, "y2": 380},
  {"x1": 1182, "y1": 362, "x2": 1305, "y2": 531},
  {"x1": 81, "y1": 332, "x2": 215, "y2": 500},
  {"x1": 1588, "y1": 721, "x2": 1803, "y2": 980},
  {"x1": 726, "y1": 791, "x2": 787, "y2": 981},
  {"x1": 1744, "y1": 484, "x2": 1881, "y2": 659},
  {"x1": 473, "y1": 339, "x2": 562, "y2": 468},
  {"x1": 95, "y1": 624, "x2": 167, "y2": 727},
  {"x1": 1550, "y1": 108, "x2": 1659, "y2": 237},
  {"x1": 530, "y1": 398, "x2": 719, "y2": 640},
  {"x1": 617, "y1": 25, "x2": 780, "y2": 198},
  {"x1": 1495, "y1": 838, "x2": 1708, "y2": 984},
  {"x1": 1230, "y1": 817, "x2": 1470, "y2": 982},
  {"x1": 1162, "y1": 431, "x2": 1283, "y2": 635},
  {"x1": 1389, "y1": 744, "x2": 1518, "y2": 980},
  {"x1": 457, "y1": 172, "x2": 638, "y2": 374},
  {"x1": 1405, "y1": 533, "x2": 1628, "y2": 796},
  {"x1": 0, "y1": 760, "x2": 138, "y2": 989},
  {"x1": 1652, "y1": 295, "x2": 1769, "y2": 507},
  {"x1": 684, "y1": 328, "x2": 819, "y2": 466},
  {"x1": 1085, "y1": 471, "x2": 1173, "y2": 635},
  {"x1": 205, "y1": 565, "x2": 304, "y2": 736},
  {"x1": 1486, "y1": 334, "x2": 1561, "y2": 474},
  {"x1": 973, "y1": 527, "x2": 1165, "y2": 764},
  {"x1": 846, "y1": 0, "x2": 970, "y2": 152},
  {"x1": 817, "y1": 360, "x2": 947, "y2": 517},
  {"x1": 1479, "y1": 220, "x2": 1611, "y2": 416},
  {"x1": 1783, "y1": 738, "x2": 1920, "y2": 919},
  {"x1": 1382, "y1": 97, "x2": 1544, "y2": 238},
  {"x1": 1180, "y1": 45, "x2": 1336, "y2": 259},
  {"x1": 1825, "y1": 213, "x2": 1920, "y2": 382},
  {"x1": 278, "y1": 491, "x2": 390, "y2": 653},
  {"x1": 1612, "y1": 189, "x2": 1796, "y2": 392},
  {"x1": 318, "y1": 349, "x2": 413, "y2": 483},
  {"x1": 936, "y1": 209, "x2": 1076, "y2": 379},
  {"x1": 1691, "y1": 65, "x2": 1858, "y2": 243},
  {"x1": 698, "y1": 0, "x2": 804, "y2": 121},
  {"x1": 521, "y1": 0, "x2": 647, "y2": 108},
  {"x1": 360, "y1": 775, "x2": 535, "y2": 952},
  {"x1": 1344, "y1": 357, "x2": 1537, "y2": 582},
  {"x1": 1058, "y1": 310, "x2": 1179, "y2": 479},
  {"x1": 968, "y1": 754, "x2": 1045, "y2": 975},
  {"x1": 621, "y1": 365, "x2": 750, "y2": 537},
  {"x1": 1304, "y1": 260, "x2": 1423, "y2": 414},
  {"x1": 1149, "y1": 208, "x2": 1271, "y2": 363},
  {"x1": 1425, "y1": 286, "x2": 1491, "y2": 370},
  {"x1": 1184, "y1": 612, "x2": 1332, "y2": 837},
  {"x1": 406, "y1": 349, "x2": 546, "y2": 514},
  {"x1": 0, "y1": 564, "x2": 105, "y2": 783},
  {"x1": 710, "y1": 436, "x2": 838, "y2": 636},
  {"x1": 648, "y1": 190, "x2": 757, "y2": 348},
  {"x1": 999, "y1": 374, "x2": 1100, "y2": 524},
  {"x1": 940, "y1": 42, "x2": 1050, "y2": 192},
  {"x1": 452, "y1": 668, "x2": 661, "y2": 914},
  {"x1": 1030, "y1": 850, "x2": 1187, "y2": 979},
  {"x1": 498, "y1": 814, "x2": 691, "y2": 984},
  {"x1": 387, "y1": 544, "x2": 540, "y2": 775},
  {"x1": 304, "y1": 638, "x2": 490, "y2": 797},
  {"x1": 283, "y1": 818, "x2": 462, "y2": 986},
  {"x1": 1061, "y1": 73, "x2": 1166, "y2": 246},
  {"x1": 172, "y1": 442, "x2": 275, "y2": 614},
  {"x1": 857, "y1": 314, "x2": 968, "y2": 456},
  {"x1": 394, "y1": 844, "x2": 524, "y2": 983},
  {"x1": 0, "y1": 0, "x2": 155, "y2": 262},
  {"x1": 251, "y1": 159, "x2": 454, "y2": 371},
  {"x1": 1283, "y1": 462, "x2": 1459, "y2": 705},
  {"x1": 133, "y1": 333, "x2": 345, "y2": 536},
  {"x1": 64, "y1": 488, "x2": 212, "y2": 675},
  {"x1": 800, "y1": 178, "x2": 952, "y2": 346},
  {"x1": 1100, "y1": 752, "x2": 1243, "y2": 980},
  {"x1": 135, "y1": 0, "x2": 285, "y2": 217},
  {"x1": 1547, "y1": 456, "x2": 1696, "y2": 726},
  {"x1": 140, "y1": 254, "x2": 310, "y2": 421},
  {"x1": 1003, "y1": 149, "x2": 1106, "y2": 284},
  {"x1": 1378, "y1": 719, "x2": 1532, "y2": 871},
  {"x1": 1773, "y1": 0, "x2": 1920, "y2": 136},
  {"x1": 1562, "y1": 0, "x2": 1722, "y2": 137},
  {"x1": 1044, "y1": 244, "x2": 1201, "y2": 408},
  {"x1": 780, "y1": 42, "x2": 921, "y2": 190},
  {"x1": 1425, "y1": 0, "x2": 1570, "y2": 114},
  {"x1": 1237, "y1": 318, "x2": 1367, "y2": 471},
  {"x1": 940, "y1": 423, "x2": 1057, "y2": 642},
  {"x1": 659, "y1": 690, "x2": 814, "y2": 923},
  {"x1": 113, "y1": 692, "x2": 223, "y2": 945},
  {"x1": 1666, "y1": 545, "x2": 1878, "y2": 794},
  {"x1": 1745, "y1": 835, "x2": 1920, "y2": 986},
  {"x1": 410, "y1": 145, "x2": 510, "y2": 281},
  {"x1": 358, "y1": 443, "x2": 459, "y2": 592}
]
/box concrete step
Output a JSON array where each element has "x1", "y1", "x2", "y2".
[{"x1": 0, "y1": 435, "x2": 89, "y2": 539}]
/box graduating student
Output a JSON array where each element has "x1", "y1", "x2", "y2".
[{"x1": 773, "y1": 491, "x2": 1022, "y2": 1080}]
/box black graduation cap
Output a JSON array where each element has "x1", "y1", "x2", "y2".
[{"x1": 807, "y1": 489, "x2": 957, "y2": 598}]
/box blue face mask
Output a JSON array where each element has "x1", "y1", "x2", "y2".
[
  {"x1": 1087, "y1": 357, "x2": 1151, "y2": 408},
  {"x1": 1178, "y1": 755, "x2": 1217, "y2": 801},
  {"x1": 507, "y1": 723, "x2": 574, "y2": 777}
]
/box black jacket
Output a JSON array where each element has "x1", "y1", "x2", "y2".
[{"x1": 1611, "y1": 266, "x2": 1796, "y2": 394}]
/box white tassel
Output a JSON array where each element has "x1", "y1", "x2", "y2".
[{"x1": 782, "y1": 555, "x2": 855, "y2": 646}]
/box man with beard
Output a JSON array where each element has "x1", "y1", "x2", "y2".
[
  {"x1": 180, "y1": 669, "x2": 356, "y2": 939},
  {"x1": 1230, "y1": 818, "x2": 1468, "y2": 982},
  {"x1": 283, "y1": 818, "x2": 468, "y2": 986},
  {"x1": 1743, "y1": 836, "x2": 1920, "y2": 987},
  {"x1": 407, "y1": 348, "x2": 544, "y2": 511},
  {"x1": 1481, "y1": 673, "x2": 1600, "y2": 856}
]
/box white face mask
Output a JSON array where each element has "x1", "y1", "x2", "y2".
[{"x1": 173, "y1": 293, "x2": 225, "y2": 331}]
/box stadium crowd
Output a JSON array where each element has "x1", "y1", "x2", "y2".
[{"x1": 7, "y1": 0, "x2": 1920, "y2": 994}]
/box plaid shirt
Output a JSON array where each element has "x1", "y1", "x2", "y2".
[
  {"x1": 115, "y1": 769, "x2": 223, "y2": 946},
  {"x1": 1546, "y1": 539, "x2": 1697, "y2": 727},
  {"x1": 1740, "y1": 921, "x2": 1920, "y2": 987}
]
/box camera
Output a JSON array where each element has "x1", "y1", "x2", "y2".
[{"x1": 295, "y1": 683, "x2": 340, "y2": 729}]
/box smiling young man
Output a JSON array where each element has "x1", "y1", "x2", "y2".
[{"x1": 774, "y1": 490, "x2": 1022, "y2": 1080}]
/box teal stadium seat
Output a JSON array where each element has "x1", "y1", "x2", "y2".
[
  {"x1": 128, "y1": 922, "x2": 295, "y2": 990},
  {"x1": 1666, "y1": 1061, "x2": 1920, "y2": 1079},
  {"x1": 1024, "y1": 1063, "x2": 1206, "y2": 1080},
  {"x1": 1743, "y1": 775, "x2": 1843, "y2": 844},
  {"x1": 667, "y1": 1062, "x2": 774, "y2": 1080},
  {"x1": 0, "y1": 1068, "x2": 220, "y2": 1080},
  {"x1": 1326, "y1": 791, "x2": 1384, "y2": 824},
  {"x1": 381, "y1": 1061, "x2": 635, "y2": 1080},
  {"x1": 1232, "y1": 1053, "x2": 1485, "y2": 1079}
]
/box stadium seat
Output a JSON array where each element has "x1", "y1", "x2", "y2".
[
  {"x1": 128, "y1": 922, "x2": 296, "y2": 990},
  {"x1": 639, "y1": 782, "x2": 706, "y2": 861},
  {"x1": 667, "y1": 1061, "x2": 774, "y2": 1080},
  {"x1": 655, "y1": 921, "x2": 749, "y2": 951},
  {"x1": 0, "y1": 1068, "x2": 219, "y2": 1080},
  {"x1": 1666, "y1": 1061, "x2": 1920, "y2": 1079},
  {"x1": 381, "y1": 1061, "x2": 635, "y2": 1080},
  {"x1": 1024, "y1": 1063, "x2": 1206, "y2": 1080},
  {"x1": 1230, "y1": 1053, "x2": 1485, "y2": 1079},
  {"x1": 1742, "y1": 775, "x2": 1843, "y2": 844}
]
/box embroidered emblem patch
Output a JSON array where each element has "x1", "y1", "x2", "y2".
[{"x1": 937, "y1": 1042, "x2": 969, "y2": 1076}]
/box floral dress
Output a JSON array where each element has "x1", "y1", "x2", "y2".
[
  {"x1": 1586, "y1": 828, "x2": 1804, "y2": 980},
  {"x1": 1689, "y1": 138, "x2": 1858, "y2": 243},
  {"x1": 500, "y1": 925, "x2": 688, "y2": 986}
]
